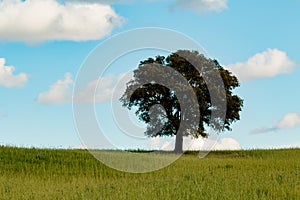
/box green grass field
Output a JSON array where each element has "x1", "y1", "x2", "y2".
[{"x1": 0, "y1": 146, "x2": 299, "y2": 199}]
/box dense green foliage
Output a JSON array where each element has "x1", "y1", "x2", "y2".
[
  {"x1": 120, "y1": 50, "x2": 243, "y2": 153},
  {"x1": 0, "y1": 146, "x2": 299, "y2": 199}
]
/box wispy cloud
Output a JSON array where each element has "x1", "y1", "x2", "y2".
[
  {"x1": 250, "y1": 113, "x2": 300, "y2": 135},
  {"x1": 227, "y1": 49, "x2": 296, "y2": 82},
  {"x1": 249, "y1": 127, "x2": 278, "y2": 135},
  {"x1": 0, "y1": 0, "x2": 124, "y2": 43},
  {"x1": 0, "y1": 113, "x2": 8, "y2": 120},
  {"x1": 0, "y1": 58, "x2": 28, "y2": 88}
]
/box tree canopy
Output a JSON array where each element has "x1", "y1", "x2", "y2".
[{"x1": 120, "y1": 50, "x2": 243, "y2": 153}]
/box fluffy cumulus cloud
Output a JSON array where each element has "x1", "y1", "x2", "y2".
[
  {"x1": 184, "y1": 137, "x2": 241, "y2": 151},
  {"x1": 149, "y1": 136, "x2": 241, "y2": 151},
  {"x1": 75, "y1": 78, "x2": 115, "y2": 103},
  {"x1": 0, "y1": 0, "x2": 124, "y2": 43},
  {"x1": 227, "y1": 49, "x2": 296, "y2": 82},
  {"x1": 73, "y1": 72, "x2": 132, "y2": 103},
  {"x1": 171, "y1": 0, "x2": 228, "y2": 14},
  {"x1": 212, "y1": 138, "x2": 241, "y2": 150},
  {"x1": 74, "y1": 72, "x2": 132, "y2": 103},
  {"x1": 250, "y1": 112, "x2": 300, "y2": 135},
  {"x1": 0, "y1": 58, "x2": 28, "y2": 87},
  {"x1": 37, "y1": 72, "x2": 133, "y2": 104},
  {"x1": 277, "y1": 113, "x2": 300, "y2": 129},
  {"x1": 37, "y1": 73, "x2": 73, "y2": 104}
]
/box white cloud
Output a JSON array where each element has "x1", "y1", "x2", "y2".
[
  {"x1": 74, "y1": 75, "x2": 115, "y2": 103},
  {"x1": 212, "y1": 138, "x2": 241, "y2": 150},
  {"x1": 38, "y1": 72, "x2": 133, "y2": 104},
  {"x1": 37, "y1": 73, "x2": 73, "y2": 104},
  {"x1": 184, "y1": 137, "x2": 241, "y2": 151},
  {"x1": 227, "y1": 49, "x2": 296, "y2": 82},
  {"x1": 149, "y1": 136, "x2": 175, "y2": 151},
  {"x1": 74, "y1": 72, "x2": 133, "y2": 103},
  {"x1": 277, "y1": 113, "x2": 300, "y2": 129},
  {"x1": 149, "y1": 136, "x2": 241, "y2": 151},
  {"x1": 273, "y1": 143, "x2": 300, "y2": 149},
  {"x1": 0, "y1": 0, "x2": 124, "y2": 43},
  {"x1": 62, "y1": 0, "x2": 133, "y2": 4},
  {"x1": 70, "y1": 144, "x2": 88, "y2": 149},
  {"x1": 0, "y1": 58, "x2": 28, "y2": 87},
  {"x1": 250, "y1": 112, "x2": 300, "y2": 134},
  {"x1": 172, "y1": 0, "x2": 228, "y2": 14}
]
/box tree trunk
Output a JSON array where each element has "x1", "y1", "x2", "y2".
[{"x1": 174, "y1": 131, "x2": 183, "y2": 154}]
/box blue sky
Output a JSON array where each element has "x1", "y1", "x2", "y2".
[{"x1": 0, "y1": 0, "x2": 300, "y2": 150}]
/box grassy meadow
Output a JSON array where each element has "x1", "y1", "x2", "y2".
[{"x1": 0, "y1": 146, "x2": 299, "y2": 199}]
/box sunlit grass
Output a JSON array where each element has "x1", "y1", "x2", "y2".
[{"x1": 0, "y1": 146, "x2": 299, "y2": 199}]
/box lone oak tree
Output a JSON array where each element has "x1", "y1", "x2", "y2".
[{"x1": 120, "y1": 50, "x2": 243, "y2": 153}]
